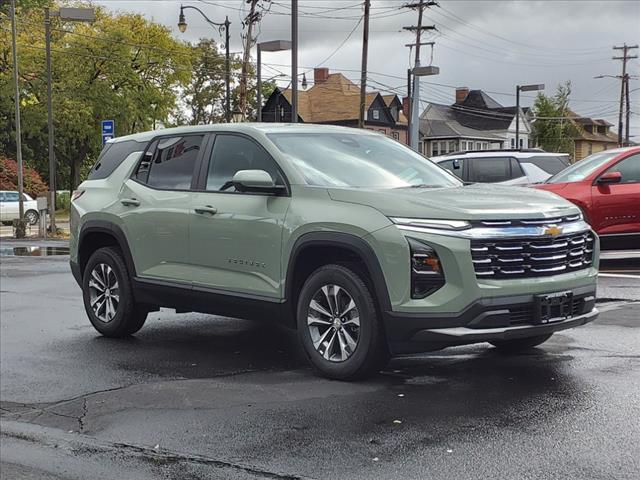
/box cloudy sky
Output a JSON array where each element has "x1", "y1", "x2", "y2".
[{"x1": 95, "y1": 0, "x2": 639, "y2": 138}]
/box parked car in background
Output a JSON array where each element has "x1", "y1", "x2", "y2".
[
  {"x1": 70, "y1": 124, "x2": 599, "y2": 381},
  {"x1": 431, "y1": 149, "x2": 570, "y2": 185},
  {"x1": 0, "y1": 190, "x2": 39, "y2": 225},
  {"x1": 534, "y1": 146, "x2": 640, "y2": 249}
]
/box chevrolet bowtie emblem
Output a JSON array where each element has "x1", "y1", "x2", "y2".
[{"x1": 543, "y1": 225, "x2": 563, "y2": 236}]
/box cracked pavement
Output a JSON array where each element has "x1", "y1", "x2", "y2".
[{"x1": 1, "y1": 242, "x2": 639, "y2": 479}]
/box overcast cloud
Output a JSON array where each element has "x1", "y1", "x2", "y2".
[{"x1": 95, "y1": 0, "x2": 640, "y2": 137}]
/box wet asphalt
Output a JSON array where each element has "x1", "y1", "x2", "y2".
[{"x1": 1, "y1": 240, "x2": 639, "y2": 479}]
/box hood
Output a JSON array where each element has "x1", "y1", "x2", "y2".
[{"x1": 328, "y1": 183, "x2": 580, "y2": 220}]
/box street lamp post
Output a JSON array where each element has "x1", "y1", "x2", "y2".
[
  {"x1": 45, "y1": 6, "x2": 95, "y2": 234},
  {"x1": 178, "y1": 5, "x2": 231, "y2": 123},
  {"x1": 410, "y1": 65, "x2": 439, "y2": 152},
  {"x1": 515, "y1": 83, "x2": 544, "y2": 149},
  {"x1": 257, "y1": 40, "x2": 291, "y2": 122}
]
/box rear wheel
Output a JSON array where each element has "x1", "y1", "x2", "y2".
[
  {"x1": 490, "y1": 333, "x2": 553, "y2": 353},
  {"x1": 82, "y1": 246, "x2": 148, "y2": 337},
  {"x1": 296, "y1": 264, "x2": 389, "y2": 380}
]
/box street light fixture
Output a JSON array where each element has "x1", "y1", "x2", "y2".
[
  {"x1": 45, "y1": 6, "x2": 95, "y2": 234},
  {"x1": 257, "y1": 40, "x2": 292, "y2": 122},
  {"x1": 515, "y1": 83, "x2": 544, "y2": 149},
  {"x1": 178, "y1": 5, "x2": 231, "y2": 123},
  {"x1": 232, "y1": 108, "x2": 244, "y2": 123}
]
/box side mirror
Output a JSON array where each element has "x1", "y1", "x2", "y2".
[
  {"x1": 231, "y1": 169, "x2": 283, "y2": 193},
  {"x1": 597, "y1": 171, "x2": 622, "y2": 185}
]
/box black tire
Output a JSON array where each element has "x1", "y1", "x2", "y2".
[
  {"x1": 82, "y1": 246, "x2": 148, "y2": 337},
  {"x1": 296, "y1": 264, "x2": 389, "y2": 380},
  {"x1": 24, "y1": 210, "x2": 39, "y2": 225},
  {"x1": 490, "y1": 333, "x2": 553, "y2": 353}
]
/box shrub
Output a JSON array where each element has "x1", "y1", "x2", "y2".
[{"x1": 0, "y1": 155, "x2": 49, "y2": 198}]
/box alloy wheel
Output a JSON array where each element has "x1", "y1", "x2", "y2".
[
  {"x1": 88, "y1": 263, "x2": 120, "y2": 323},
  {"x1": 307, "y1": 284, "x2": 360, "y2": 362}
]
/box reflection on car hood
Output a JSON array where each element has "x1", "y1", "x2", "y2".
[{"x1": 328, "y1": 183, "x2": 580, "y2": 220}]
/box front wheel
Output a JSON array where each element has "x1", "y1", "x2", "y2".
[
  {"x1": 490, "y1": 333, "x2": 553, "y2": 353},
  {"x1": 25, "y1": 210, "x2": 39, "y2": 225},
  {"x1": 296, "y1": 264, "x2": 389, "y2": 380},
  {"x1": 82, "y1": 246, "x2": 148, "y2": 337}
]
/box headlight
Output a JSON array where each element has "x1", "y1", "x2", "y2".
[
  {"x1": 391, "y1": 217, "x2": 470, "y2": 230},
  {"x1": 407, "y1": 238, "x2": 445, "y2": 299}
]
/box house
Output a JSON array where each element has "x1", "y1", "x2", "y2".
[
  {"x1": 568, "y1": 111, "x2": 619, "y2": 160},
  {"x1": 419, "y1": 88, "x2": 532, "y2": 156},
  {"x1": 261, "y1": 68, "x2": 408, "y2": 143}
]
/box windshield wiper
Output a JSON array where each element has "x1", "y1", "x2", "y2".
[{"x1": 394, "y1": 184, "x2": 441, "y2": 189}]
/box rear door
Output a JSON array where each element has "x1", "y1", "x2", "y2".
[
  {"x1": 119, "y1": 134, "x2": 207, "y2": 283},
  {"x1": 591, "y1": 153, "x2": 640, "y2": 235},
  {"x1": 467, "y1": 157, "x2": 526, "y2": 184},
  {"x1": 189, "y1": 133, "x2": 291, "y2": 299},
  {"x1": 0, "y1": 192, "x2": 20, "y2": 221}
]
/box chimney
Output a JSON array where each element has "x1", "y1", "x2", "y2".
[
  {"x1": 455, "y1": 87, "x2": 469, "y2": 104},
  {"x1": 314, "y1": 68, "x2": 329, "y2": 84},
  {"x1": 402, "y1": 96, "x2": 411, "y2": 120}
]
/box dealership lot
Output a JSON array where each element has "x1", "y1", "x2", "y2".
[{"x1": 1, "y1": 240, "x2": 639, "y2": 479}]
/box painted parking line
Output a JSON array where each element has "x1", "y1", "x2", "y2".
[{"x1": 598, "y1": 272, "x2": 640, "y2": 279}]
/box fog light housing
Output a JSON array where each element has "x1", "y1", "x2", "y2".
[{"x1": 408, "y1": 237, "x2": 445, "y2": 299}]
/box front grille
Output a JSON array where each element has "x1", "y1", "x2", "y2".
[{"x1": 471, "y1": 231, "x2": 594, "y2": 279}]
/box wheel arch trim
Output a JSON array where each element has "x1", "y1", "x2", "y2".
[{"x1": 77, "y1": 220, "x2": 137, "y2": 279}]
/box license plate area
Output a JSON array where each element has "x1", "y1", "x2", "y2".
[{"x1": 534, "y1": 291, "x2": 574, "y2": 324}]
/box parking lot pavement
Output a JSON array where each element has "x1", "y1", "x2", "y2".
[{"x1": 1, "y1": 244, "x2": 639, "y2": 479}]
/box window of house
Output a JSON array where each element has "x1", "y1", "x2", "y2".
[
  {"x1": 392, "y1": 131, "x2": 400, "y2": 141},
  {"x1": 588, "y1": 143, "x2": 593, "y2": 155},
  {"x1": 206, "y1": 135, "x2": 285, "y2": 191},
  {"x1": 136, "y1": 135, "x2": 204, "y2": 190},
  {"x1": 372, "y1": 110, "x2": 380, "y2": 120},
  {"x1": 518, "y1": 138, "x2": 524, "y2": 149},
  {"x1": 476, "y1": 142, "x2": 482, "y2": 150},
  {"x1": 431, "y1": 142, "x2": 440, "y2": 156},
  {"x1": 511, "y1": 138, "x2": 515, "y2": 149},
  {"x1": 461, "y1": 141, "x2": 467, "y2": 151},
  {"x1": 448, "y1": 140, "x2": 457, "y2": 153}
]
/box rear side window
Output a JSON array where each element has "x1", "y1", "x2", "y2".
[
  {"x1": 524, "y1": 155, "x2": 570, "y2": 175},
  {"x1": 88, "y1": 140, "x2": 146, "y2": 180},
  {"x1": 136, "y1": 135, "x2": 204, "y2": 190},
  {"x1": 467, "y1": 157, "x2": 512, "y2": 183},
  {"x1": 4, "y1": 192, "x2": 19, "y2": 202}
]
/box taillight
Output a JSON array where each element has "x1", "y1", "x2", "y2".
[
  {"x1": 71, "y1": 190, "x2": 85, "y2": 201},
  {"x1": 407, "y1": 237, "x2": 445, "y2": 299}
]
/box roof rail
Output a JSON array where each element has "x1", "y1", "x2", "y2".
[{"x1": 445, "y1": 148, "x2": 548, "y2": 155}]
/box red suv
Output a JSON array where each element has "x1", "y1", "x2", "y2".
[{"x1": 534, "y1": 147, "x2": 640, "y2": 249}]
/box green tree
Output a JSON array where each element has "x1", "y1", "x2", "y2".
[
  {"x1": 0, "y1": 2, "x2": 192, "y2": 190},
  {"x1": 531, "y1": 81, "x2": 582, "y2": 159}
]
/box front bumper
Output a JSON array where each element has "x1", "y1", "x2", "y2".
[{"x1": 384, "y1": 285, "x2": 597, "y2": 354}]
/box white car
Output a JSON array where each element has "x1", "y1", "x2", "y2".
[
  {"x1": 0, "y1": 191, "x2": 40, "y2": 225},
  {"x1": 430, "y1": 149, "x2": 570, "y2": 185}
]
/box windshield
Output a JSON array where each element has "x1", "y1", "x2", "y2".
[
  {"x1": 268, "y1": 132, "x2": 462, "y2": 189},
  {"x1": 546, "y1": 151, "x2": 619, "y2": 183}
]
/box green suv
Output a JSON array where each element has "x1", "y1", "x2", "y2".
[{"x1": 70, "y1": 124, "x2": 599, "y2": 379}]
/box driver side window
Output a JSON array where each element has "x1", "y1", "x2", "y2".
[
  {"x1": 206, "y1": 135, "x2": 284, "y2": 191},
  {"x1": 606, "y1": 154, "x2": 640, "y2": 183}
]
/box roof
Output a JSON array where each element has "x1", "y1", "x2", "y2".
[
  {"x1": 457, "y1": 90, "x2": 503, "y2": 110},
  {"x1": 108, "y1": 123, "x2": 385, "y2": 144},
  {"x1": 419, "y1": 103, "x2": 506, "y2": 140},
  {"x1": 277, "y1": 73, "x2": 403, "y2": 124},
  {"x1": 431, "y1": 150, "x2": 571, "y2": 161},
  {"x1": 567, "y1": 109, "x2": 619, "y2": 143}
]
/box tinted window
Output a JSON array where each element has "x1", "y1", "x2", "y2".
[
  {"x1": 143, "y1": 135, "x2": 203, "y2": 190},
  {"x1": 206, "y1": 135, "x2": 284, "y2": 191},
  {"x1": 439, "y1": 159, "x2": 464, "y2": 179},
  {"x1": 524, "y1": 155, "x2": 570, "y2": 175},
  {"x1": 607, "y1": 153, "x2": 640, "y2": 183},
  {"x1": 88, "y1": 140, "x2": 146, "y2": 180},
  {"x1": 467, "y1": 157, "x2": 511, "y2": 183},
  {"x1": 511, "y1": 158, "x2": 525, "y2": 178}
]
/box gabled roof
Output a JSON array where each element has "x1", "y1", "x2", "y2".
[
  {"x1": 420, "y1": 103, "x2": 505, "y2": 140},
  {"x1": 567, "y1": 109, "x2": 619, "y2": 143},
  {"x1": 457, "y1": 90, "x2": 503, "y2": 110},
  {"x1": 275, "y1": 72, "x2": 404, "y2": 124}
]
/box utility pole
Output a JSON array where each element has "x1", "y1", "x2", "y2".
[
  {"x1": 613, "y1": 44, "x2": 638, "y2": 146},
  {"x1": 291, "y1": 0, "x2": 298, "y2": 123},
  {"x1": 358, "y1": 0, "x2": 371, "y2": 129},
  {"x1": 45, "y1": 7, "x2": 56, "y2": 233},
  {"x1": 625, "y1": 71, "x2": 631, "y2": 146},
  {"x1": 239, "y1": 0, "x2": 262, "y2": 120},
  {"x1": 9, "y1": 0, "x2": 25, "y2": 237},
  {"x1": 403, "y1": 1, "x2": 438, "y2": 151}
]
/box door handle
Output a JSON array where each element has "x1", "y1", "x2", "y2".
[
  {"x1": 121, "y1": 198, "x2": 140, "y2": 207},
  {"x1": 194, "y1": 206, "x2": 218, "y2": 215}
]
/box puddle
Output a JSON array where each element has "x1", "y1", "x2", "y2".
[{"x1": 0, "y1": 246, "x2": 70, "y2": 257}]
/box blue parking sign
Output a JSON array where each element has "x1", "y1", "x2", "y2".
[{"x1": 101, "y1": 120, "x2": 114, "y2": 145}]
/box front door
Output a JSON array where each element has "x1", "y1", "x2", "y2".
[
  {"x1": 591, "y1": 153, "x2": 640, "y2": 235},
  {"x1": 189, "y1": 133, "x2": 291, "y2": 299},
  {"x1": 119, "y1": 134, "x2": 207, "y2": 283}
]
